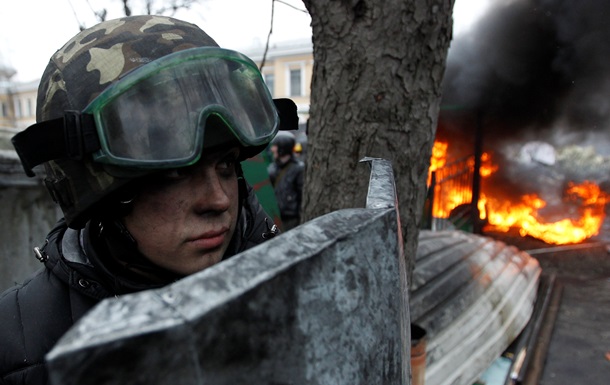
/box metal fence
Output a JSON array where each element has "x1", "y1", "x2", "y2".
[{"x1": 424, "y1": 155, "x2": 476, "y2": 232}]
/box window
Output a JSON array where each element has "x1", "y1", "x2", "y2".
[
  {"x1": 14, "y1": 99, "x2": 21, "y2": 118},
  {"x1": 26, "y1": 98, "x2": 33, "y2": 117},
  {"x1": 289, "y1": 68, "x2": 302, "y2": 97},
  {"x1": 1, "y1": 102, "x2": 6, "y2": 117},
  {"x1": 264, "y1": 73, "x2": 275, "y2": 97}
]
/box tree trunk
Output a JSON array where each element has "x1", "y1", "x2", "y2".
[{"x1": 301, "y1": 0, "x2": 455, "y2": 283}]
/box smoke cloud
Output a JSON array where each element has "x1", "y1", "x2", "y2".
[{"x1": 441, "y1": 0, "x2": 610, "y2": 144}]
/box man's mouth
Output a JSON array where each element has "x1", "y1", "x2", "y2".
[{"x1": 187, "y1": 228, "x2": 229, "y2": 250}]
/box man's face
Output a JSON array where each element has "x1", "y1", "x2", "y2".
[
  {"x1": 270, "y1": 144, "x2": 279, "y2": 160},
  {"x1": 123, "y1": 146, "x2": 240, "y2": 275}
]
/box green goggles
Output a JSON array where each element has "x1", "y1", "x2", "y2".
[{"x1": 13, "y1": 47, "x2": 297, "y2": 177}]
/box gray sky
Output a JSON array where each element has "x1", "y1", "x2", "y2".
[{"x1": 0, "y1": 0, "x2": 489, "y2": 82}]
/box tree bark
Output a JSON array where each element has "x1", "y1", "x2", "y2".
[{"x1": 301, "y1": 0, "x2": 455, "y2": 283}]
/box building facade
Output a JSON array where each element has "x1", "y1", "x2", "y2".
[
  {"x1": 243, "y1": 38, "x2": 313, "y2": 125},
  {"x1": 0, "y1": 65, "x2": 37, "y2": 130}
]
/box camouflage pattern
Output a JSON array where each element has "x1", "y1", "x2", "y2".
[{"x1": 34, "y1": 15, "x2": 222, "y2": 228}]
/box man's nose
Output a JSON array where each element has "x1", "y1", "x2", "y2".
[{"x1": 193, "y1": 169, "x2": 232, "y2": 214}]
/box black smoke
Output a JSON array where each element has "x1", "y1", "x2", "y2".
[{"x1": 440, "y1": 0, "x2": 610, "y2": 145}]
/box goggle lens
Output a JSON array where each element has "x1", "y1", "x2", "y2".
[{"x1": 86, "y1": 47, "x2": 279, "y2": 167}]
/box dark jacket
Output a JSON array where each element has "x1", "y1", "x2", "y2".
[
  {"x1": 0, "y1": 182, "x2": 276, "y2": 385},
  {"x1": 268, "y1": 156, "x2": 304, "y2": 221}
]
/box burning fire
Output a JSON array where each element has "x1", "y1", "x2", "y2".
[
  {"x1": 429, "y1": 141, "x2": 608, "y2": 245},
  {"x1": 428, "y1": 141, "x2": 448, "y2": 185},
  {"x1": 430, "y1": 141, "x2": 448, "y2": 172}
]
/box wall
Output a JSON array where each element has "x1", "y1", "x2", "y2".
[{"x1": 0, "y1": 149, "x2": 60, "y2": 292}]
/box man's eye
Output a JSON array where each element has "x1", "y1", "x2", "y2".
[
  {"x1": 217, "y1": 149, "x2": 240, "y2": 171},
  {"x1": 218, "y1": 156, "x2": 237, "y2": 172},
  {"x1": 224, "y1": 156, "x2": 237, "y2": 167}
]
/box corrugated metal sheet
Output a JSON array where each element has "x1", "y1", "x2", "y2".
[{"x1": 411, "y1": 230, "x2": 542, "y2": 385}]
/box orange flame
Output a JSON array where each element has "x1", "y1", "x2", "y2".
[
  {"x1": 429, "y1": 150, "x2": 498, "y2": 218},
  {"x1": 478, "y1": 152, "x2": 499, "y2": 177},
  {"x1": 430, "y1": 141, "x2": 448, "y2": 172},
  {"x1": 428, "y1": 141, "x2": 448, "y2": 185},
  {"x1": 429, "y1": 142, "x2": 607, "y2": 245}
]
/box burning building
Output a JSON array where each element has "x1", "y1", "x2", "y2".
[{"x1": 430, "y1": 0, "x2": 610, "y2": 245}]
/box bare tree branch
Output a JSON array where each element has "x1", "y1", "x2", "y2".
[
  {"x1": 122, "y1": 0, "x2": 132, "y2": 16},
  {"x1": 259, "y1": 0, "x2": 276, "y2": 71},
  {"x1": 275, "y1": 0, "x2": 308, "y2": 14},
  {"x1": 259, "y1": 0, "x2": 310, "y2": 71},
  {"x1": 154, "y1": 0, "x2": 200, "y2": 16},
  {"x1": 80, "y1": 0, "x2": 201, "y2": 26},
  {"x1": 66, "y1": 0, "x2": 87, "y2": 30}
]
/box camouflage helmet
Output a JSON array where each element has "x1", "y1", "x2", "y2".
[{"x1": 25, "y1": 16, "x2": 234, "y2": 229}]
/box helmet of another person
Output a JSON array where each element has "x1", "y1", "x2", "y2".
[
  {"x1": 11, "y1": 15, "x2": 297, "y2": 229},
  {"x1": 271, "y1": 131, "x2": 297, "y2": 157}
]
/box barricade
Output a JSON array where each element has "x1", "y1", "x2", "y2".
[{"x1": 47, "y1": 158, "x2": 410, "y2": 385}]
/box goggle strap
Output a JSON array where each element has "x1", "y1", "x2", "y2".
[
  {"x1": 12, "y1": 98, "x2": 297, "y2": 177},
  {"x1": 11, "y1": 112, "x2": 100, "y2": 177},
  {"x1": 64, "y1": 112, "x2": 100, "y2": 159},
  {"x1": 273, "y1": 98, "x2": 299, "y2": 132}
]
